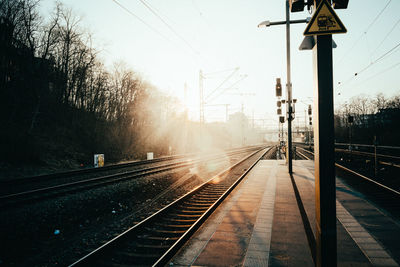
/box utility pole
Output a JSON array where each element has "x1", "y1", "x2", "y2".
[
  {"x1": 241, "y1": 102, "x2": 245, "y2": 146},
  {"x1": 225, "y1": 104, "x2": 229, "y2": 122},
  {"x1": 259, "y1": 2, "x2": 309, "y2": 174},
  {"x1": 285, "y1": 0, "x2": 293, "y2": 174},
  {"x1": 305, "y1": 109, "x2": 308, "y2": 143},
  {"x1": 199, "y1": 70, "x2": 204, "y2": 124},
  {"x1": 184, "y1": 82, "x2": 188, "y2": 121}
]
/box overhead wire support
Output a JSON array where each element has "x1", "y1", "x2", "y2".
[
  {"x1": 205, "y1": 67, "x2": 240, "y2": 102},
  {"x1": 206, "y1": 74, "x2": 248, "y2": 104},
  {"x1": 203, "y1": 67, "x2": 240, "y2": 77}
]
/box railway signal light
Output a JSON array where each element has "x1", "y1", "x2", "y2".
[
  {"x1": 277, "y1": 108, "x2": 282, "y2": 115},
  {"x1": 276, "y1": 78, "x2": 282, "y2": 97},
  {"x1": 332, "y1": 0, "x2": 349, "y2": 9},
  {"x1": 277, "y1": 101, "x2": 282, "y2": 107},
  {"x1": 280, "y1": 116, "x2": 285, "y2": 123},
  {"x1": 308, "y1": 104, "x2": 312, "y2": 115},
  {"x1": 290, "y1": 0, "x2": 305, "y2": 12},
  {"x1": 309, "y1": 116, "x2": 312, "y2": 125}
]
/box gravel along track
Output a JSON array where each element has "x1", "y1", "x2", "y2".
[
  {"x1": 0, "y1": 148, "x2": 258, "y2": 208},
  {"x1": 0, "y1": 147, "x2": 264, "y2": 266},
  {"x1": 68, "y1": 147, "x2": 269, "y2": 266},
  {"x1": 0, "y1": 146, "x2": 260, "y2": 197}
]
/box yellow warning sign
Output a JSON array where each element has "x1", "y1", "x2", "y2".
[{"x1": 304, "y1": 0, "x2": 347, "y2": 36}]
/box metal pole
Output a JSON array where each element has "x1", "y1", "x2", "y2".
[
  {"x1": 241, "y1": 102, "x2": 245, "y2": 146},
  {"x1": 225, "y1": 104, "x2": 229, "y2": 122},
  {"x1": 313, "y1": 11, "x2": 337, "y2": 266},
  {"x1": 374, "y1": 135, "x2": 378, "y2": 178},
  {"x1": 349, "y1": 122, "x2": 352, "y2": 160},
  {"x1": 286, "y1": 0, "x2": 293, "y2": 174},
  {"x1": 305, "y1": 110, "x2": 308, "y2": 144},
  {"x1": 199, "y1": 70, "x2": 204, "y2": 124}
]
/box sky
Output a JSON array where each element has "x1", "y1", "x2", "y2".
[{"x1": 39, "y1": 0, "x2": 400, "y2": 128}]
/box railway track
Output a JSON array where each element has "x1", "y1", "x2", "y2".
[
  {"x1": 68, "y1": 147, "x2": 271, "y2": 266},
  {"x1": 296, "y1": 146, "x2": 400, "y2": 219},
  {"x1": 1, "y1": 146, "x2": 260, "y2": 189},
  {"x1": 295, "y1": 142, "x2": 400, "y2": 165},
  {"x1": 0, "y1": 147, "x2": 260, "y2": 207}
]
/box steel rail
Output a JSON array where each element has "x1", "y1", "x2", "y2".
[
  {"x1": 0, "y1": 154, "x2": 186, "y2": 185},
  {"x1": 1, "y1": 146, "x2": 262, "y2": 185},
  {"x1": 295, "y1": 142, "x2": 400, "y2": 162},
  {"x1": 335, "y1": 148, "x2": 400, "y2": 161},
  {"x1": 379, "y1": 161, "x2": 400, "y2": 169},
  {"x1": 335, "y1": 143, "x2": 400, "y2": 151},
  {"x1": 297, "y1": 146, "x2": 400, "y2": 169},
  {"x1": 153, "y1": 147, "x2": 271, "y2": 266},
  {"x1": 295, "y1": 142, "x2": 400, "y2": 151},
  {"x1": 68, "y1": 147, "x2": 271, "y2": 266},
  {"x1": 296, "y1": 147, "x2": 400, "y2": 196},
  {"x1": 0, "y1": 148, "x2": 258, "y2": 206}
]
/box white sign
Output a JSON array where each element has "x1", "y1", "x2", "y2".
[{"x1": 94, "y1": 154, "x2": 104, "y2": 168}]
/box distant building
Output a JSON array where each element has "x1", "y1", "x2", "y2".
[{"x1": 375, "y1": 108, "x2": 400, "y2": 126}]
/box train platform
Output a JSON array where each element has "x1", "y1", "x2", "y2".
[{"x1": 169, "y1": 160, "x2": 400, "y2": 266}]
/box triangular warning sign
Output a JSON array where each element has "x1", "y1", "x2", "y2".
[{"x1": 304, "y1": 0, "x2": 347, "y2": 36}]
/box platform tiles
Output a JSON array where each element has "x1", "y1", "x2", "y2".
[{"x1": 169, "y1": 160, "x2": 400, "y2": 267}]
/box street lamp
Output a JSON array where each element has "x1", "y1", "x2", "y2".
[{"x1": 258, "y1": 1, "x2": 310, "y2": 174}]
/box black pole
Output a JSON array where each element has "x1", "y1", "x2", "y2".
[
  {"x1": 285, "y1": 0, "x2": 293, "y2": 174},
  {"x1": 313, "y1": 33, "x2": 337, "y2": 266}
]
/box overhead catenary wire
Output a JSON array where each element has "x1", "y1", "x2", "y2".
[
  {"x1": 206, "y1": 75, "x2": 248, "y2": 104},
  {"x1": 337, "y1": 0, "x2": 392, "y2": 64},
  {"x1": 202, "y1": 67, "x2": 240, "y2": 77},
  {"x1": 138, "y1": 0, "x2": 200, "y2": 55},
  {"x1": 351, "y1": 61, "x2": 400, "y2": 89},
  {"x1": 111, "y1": 0, "x2": 207, "y2": 65},
  {"x1": 371, "y1": 17, "x2": 400, "y2": 56},
  {"x1": 337, "y1": 41, "x2": 400, "y2": 87},
  {"x1": 357, "y1": 42, "x2": 400, "y2": 75},
  {"x1": 111, "y1": 0, "x2": 172, "y2": 43},
  {"x1": 205, "y1": 68, "x2": 240, "y2": 101}
]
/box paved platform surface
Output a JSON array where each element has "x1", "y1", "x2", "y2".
[{"x1": 170, "y1": 160, "x2": 400, "y2": 266}]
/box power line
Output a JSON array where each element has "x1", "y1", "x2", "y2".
[
  {"x1": 111, "y1": 0, "x2": 172, "y2": 43},
  {"x1": 337, "y1": 41, "x2": 400, "y2": 88},
  {"x1": 337, "y1": 0, "x2": 392, "y2": 64},
  {"x1": 138, "y1": 0, "x2": 200, "y2": 55},
  {"x1": 203, "y1": 67, "x2": 239, "y2": 77},
  {"x1": 205, "y1": 68, "x2": 239, "y2": 101},
  {"x1": 365, "y1": 0, "x2": 392, "y2": 32},
  {"x1": 357, "y1": 42, "x2": 400, "y2": 75},
  {"x1": 371, "y1": 17, "x2": 400, "y2": 56},
  {"x1": 206, "y1": 75, "x2": 248, "y2": 104},
  {"x1": 353, "y1": 61, "x2": 400, "y2": 88}
]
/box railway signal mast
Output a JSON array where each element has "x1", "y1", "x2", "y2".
[{"x1": 258, "y1": 2, "x2": 310, "y2": 175}]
